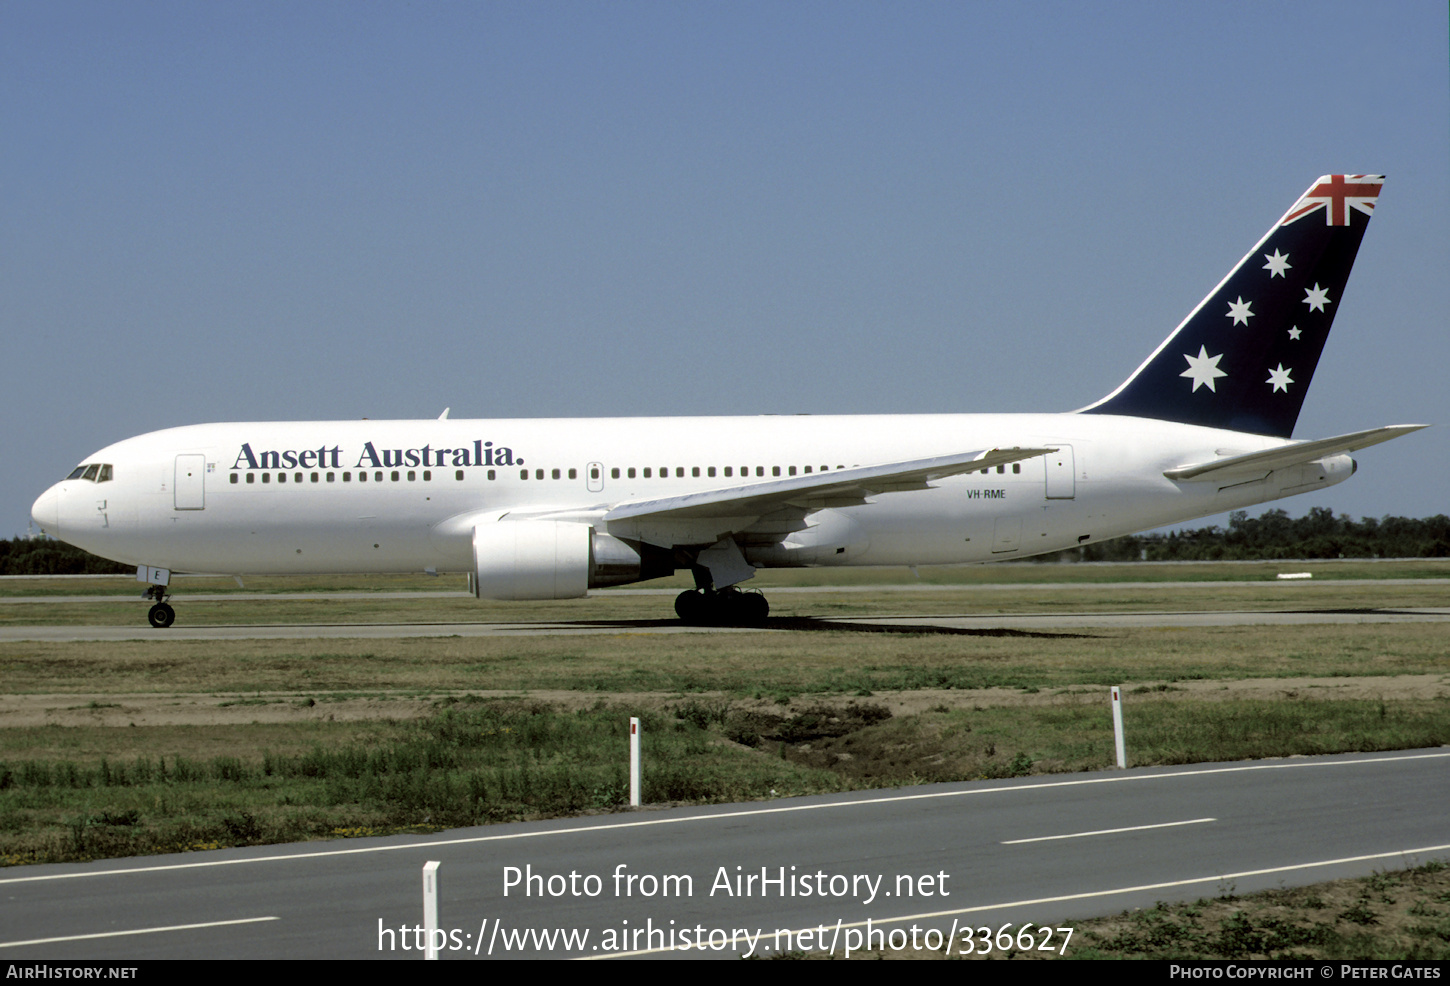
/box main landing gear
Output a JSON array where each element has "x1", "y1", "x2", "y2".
[
  {"x1": 674, "y1": 587, "x2": 770, "y2": 627},
  {"x1": 143, "y1": 584, "x2": 175, "y2": 629}
]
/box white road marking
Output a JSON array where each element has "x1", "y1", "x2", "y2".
[
  {"x1": 2, "y1": 752, "x2": 1446, "y2": 887},
  {"x1": 1002, "y1": 817, "x2": 1216, "y2": 844},
  {"x1": 590, "y1": 841, "x2": 1450, "y2": 958},
  {"x1": 0, "y1": 916, "x2": 279, "y2": 949}
]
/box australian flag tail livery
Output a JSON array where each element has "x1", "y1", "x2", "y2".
[{"x1": 1082, "y1": 175, "x2": 1384, "y2": 439}]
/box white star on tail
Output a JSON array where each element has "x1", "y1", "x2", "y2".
[
  {"x1": 1182, "y1": 346, "x2": 1228, "y2": 392},
  {"x1": 1303, "y1": 283, "x2": 1331, "y2": 312},
  {"x1": 1262, "y1": 250, "x2": 1291, "y2": 277},
  {"x1": 1266, "y1": 364, "x2": 1294, "y2": 393},
  {"x1": 1226, "y1": 297, "x2": 1254, "y2": 325},
  {"x1": 1288, "y1": 326, "x2": 1302, "y2": 340}
]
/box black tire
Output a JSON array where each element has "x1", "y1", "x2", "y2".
[
  {"x1": 741, "y1": 592, "x2": 769, "y2": 627},
  {"x1": 148, "y1": 603, "x2": 175, "y2": 629},
  {"x1": 675, "y1": 590, "x2": 706, "y2": 624}
]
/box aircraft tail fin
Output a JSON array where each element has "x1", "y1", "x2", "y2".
[{"x1": 1081, "y1": 175, "x2": 1384, "y2": 438}]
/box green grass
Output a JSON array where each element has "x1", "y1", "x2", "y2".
[{"x1": 0, "y1": 699, "x2": 845, "y2": 866}]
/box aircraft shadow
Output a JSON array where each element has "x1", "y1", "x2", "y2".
[{"x1": 566, "y1": 617, "x2": 1093, "y2": 639}]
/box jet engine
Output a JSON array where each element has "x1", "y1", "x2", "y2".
[{"x1": 471, "y1": 522, "x2": 672, "y2": 599}]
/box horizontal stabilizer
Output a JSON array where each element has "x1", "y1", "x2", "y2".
[
  {"x1": 606, "y1": 447, "x2": 1054, "y2": 525},
  {"x1": 1163, "y1": 425, "x2": 1427, "y2": 482}
]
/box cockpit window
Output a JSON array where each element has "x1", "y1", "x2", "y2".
[{"x1": 66, "y1": 463, "x2": 113, "y2": 482}]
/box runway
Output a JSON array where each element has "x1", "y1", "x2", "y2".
[
  {"x1": 2, "y1": 607, "x2": 1448, "y2": 642},
  {"x1": 2, "y1": 749, "x2": 1447, "y2": 959}
]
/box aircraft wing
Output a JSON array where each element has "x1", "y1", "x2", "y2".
[
  {"x1": 1163, "y1": 424, "x2": 1427, "y2": 483},
  {"x1": 605, "y1": 447, "x2": 1055, "y2": 527}
]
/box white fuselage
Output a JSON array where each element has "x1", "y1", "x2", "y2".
[{"x1": 31, "y1": 412, "x2": 1350, "y2": 579}]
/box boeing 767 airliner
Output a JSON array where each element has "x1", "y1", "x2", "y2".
[{"x1": 31, "y1": 175, "x2": 1425, "y2": 628}]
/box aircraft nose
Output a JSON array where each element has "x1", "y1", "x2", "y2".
[{"x1": 31, "y1": 485, "x2": 61, "y2": 536}]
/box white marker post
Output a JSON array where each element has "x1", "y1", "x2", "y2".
[
  {"x1": 629, "y1": 716, "x2": 641, "y2": 807},
  {"x1": 1110, "y1": 686, "x2": 1127, "y2": 769},
  {"x1": 423, "y1": 860, "x2": 440, "y2": 960}
]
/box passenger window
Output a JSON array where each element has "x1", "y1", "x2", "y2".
[
  {"x1": 295, "y1": 473, "x2": 303, "y2": 483},
  {"x1": 375, "y1": 471, "x2": 383, "y2": 482},
  {"x1": 230, "y1": 473, "x2": 239, "y2": 484},
  {"x1": 279, "y1": 473, "x2": 287, "y2": 484},
  {"x1": 455, "y1": 470, "x2": 464, "y2": 481},
  {"x1": 344, "y1": 472, "x2": 351, "y2": 482},
  {"x1": 724, "y1": 467, "x2": 732, "y2": 477},
  {"x1": 611, "y1": 468, "x2": 620, "y2": 479},
  {"x1": 757, "y1": 467, "x2": 764, "y2": 477},
  {"x1": 692, "y1": 467, "x2": 700, "y2": 477},
  {"x1": 569, "y1": 468, "x2": 577, "y2": 480},
  {"x1": 772, "y1": 466, "x2": 780, "y2": 477},
  {"x1": 707, "y1": 467, "x2": 716, "y2": 477},
  {"x1": 627, "y1": 468, "x2": 636, "y2": 479},
  {"x1": 520, "y1": 469, "x2": 529, "y2": 480},
  {"x1": 676, "y1": 467, "x2": 684, "y2": 478},
  {"x1": 246, "y1": 473, "x2": 255, "y2": 484},
  {"x1": 1012, "y1": 463, "x2": 1021, "y2": 474},
  {"x1": 535, "y1": 469, "x2": 544, "y2": 480},
  {"x1": 996, "y1": 465, "x2": 1004, "y2": 474},
  {"x1": 311, "y1": 473, "x2": 319, "y2": 483},
  {"x1": 423, "y1": 470, "x2": 431, "y2": 481},
  {"x1": 326, "y1": 472, "x2": 334, "y2": 482},
  {"x1": 643, "y1": 468, "x2": 651, "y2": 478},
  {"x1": 358, "y1": 472, "x2": 367, "y2": 482},
  {"x1": 551, "y1": 468, "x2": 560, "y2": 480},
  {"x1": 590, "y1": 467, "x2": 599, "y2": 480},
  {"x1": 391, "y1": 471, "x2": 399, "y2": 482},
  {"x1": 788, "y1": 466, "x2": 796, "y2": 476},
  {"x1": 262, "y1": 473, "x2": 271, "y2": 484},
  {"x1": 487, "y1": 469, "x2": 496, "y2": 480},
  {"x1": 804, "y1": 465, "x2": 812, "y2": 473}
]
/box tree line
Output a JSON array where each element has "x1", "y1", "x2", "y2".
[
  {"x1": 1053, "y1": 507, "x2": 1450, "y2": 562},
  {"x1": 0, "y1": 537, "x2": 132, "y2": 575}
]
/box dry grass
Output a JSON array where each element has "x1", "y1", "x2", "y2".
[{"x1": 0, "y1": 621, "x2": 1445, "y2": 695}]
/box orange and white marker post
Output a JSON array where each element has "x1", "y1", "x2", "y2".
[
  {"x1": 629, "y1": 717, "x2": 641, "y2": 807},
  {"x1": 1110, "y1": 686, "x2": 1127, "y2": 769}
]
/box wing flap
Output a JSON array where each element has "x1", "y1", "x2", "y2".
[{"x1": 1163, "y1": 424, "x2": 1427, "y2": 482}]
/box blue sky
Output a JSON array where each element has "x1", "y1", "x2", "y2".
[{"x1": 4, "y1": 1, "x2": 1447, "y2": 537}]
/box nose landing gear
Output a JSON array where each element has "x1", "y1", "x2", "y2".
[{"x1": 143, "y1": 584, "x2": 175, "y2": 628}]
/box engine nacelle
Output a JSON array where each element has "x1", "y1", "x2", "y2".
[
  {"x1": 472, "y1": 521, "x2": 590, "y2": 600},
  {"x1": 471, "y1": 523, "x2": 674, "y2": 599}
]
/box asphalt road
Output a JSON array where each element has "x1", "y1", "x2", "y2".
[{"x1": 3, "y1": 749, "x2": 1447, "y2": 959}]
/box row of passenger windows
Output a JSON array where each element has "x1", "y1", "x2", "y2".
[
  {"x1": 232, "y1": 470, "x2": 456, "y2": 484},
  {"x1": 228, "y1": 461, "x2": 1025, "y2": 486},
  {"x1": 227, "y1": 465, "x2": 845, "y2": 486},
  {"x1": 66, "y1": 464, "x2": 113, "y2": 483}
]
